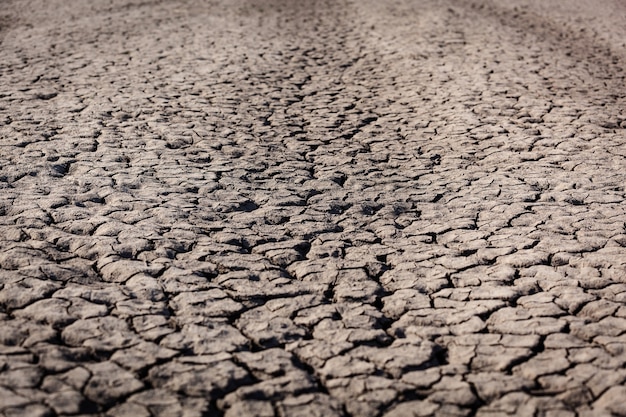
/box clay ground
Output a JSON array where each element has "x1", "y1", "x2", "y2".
[{"x1": 1, "y1": 0, "x2": 626, "y2": 416}]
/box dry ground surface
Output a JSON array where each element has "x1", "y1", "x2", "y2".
[{"x1": 1, "y1": 0, "x2": 626, "y2": 416}]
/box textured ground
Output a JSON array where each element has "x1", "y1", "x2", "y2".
[{"x1": 1, "y1": 0, "x2": 626, "y2": 416}]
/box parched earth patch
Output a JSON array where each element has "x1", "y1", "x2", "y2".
[{"x1": 1, "y1": 0, "x2": 625, "y2": 416}]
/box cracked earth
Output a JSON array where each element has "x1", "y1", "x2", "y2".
[{"x1": 1, "y1": 0, "x2": 626, "y2": 416}]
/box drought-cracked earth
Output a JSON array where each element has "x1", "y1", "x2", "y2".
[{"x1": 1, "y1": 0, "x2": 626, "y2": 416}]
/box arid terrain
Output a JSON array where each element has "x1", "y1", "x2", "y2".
[{"x1": 1, "y1": 0, "x2": 625, "y2": 416}]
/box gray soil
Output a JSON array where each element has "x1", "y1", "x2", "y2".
[{"x1": 1, "y1": 0, "x2": 625, "y2": 416}]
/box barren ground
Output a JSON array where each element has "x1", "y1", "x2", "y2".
[{"x1": 1, "y1": 0, "x2": 625, "y2": 416}]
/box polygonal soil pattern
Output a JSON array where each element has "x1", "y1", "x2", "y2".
[{"x1": 1, "y1": 0, "x2": 625, "y2": 416}]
